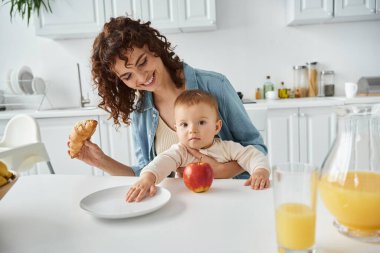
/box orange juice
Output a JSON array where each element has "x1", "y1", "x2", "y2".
[
  {"x1": 276, "y1": 203, "x2": 316, "y2": 250},
  {"x1": 319, "y1": 171, "x2": 380, "y2": 231}
]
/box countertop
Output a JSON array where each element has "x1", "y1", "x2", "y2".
[
  {"x1": 0, "y1": 175, "x2": 379, "y2": 253},
  {"x1": 244, "y1": 96, "x2": 380, "y2": 109},
  {"x1": 0, "y1": 107, "x2": 107, "y2": 120},
  {"x1": 0, "y1": 96, "x2": 380, "y2": 120}
]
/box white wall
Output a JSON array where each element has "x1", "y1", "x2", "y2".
[{"x1": 1, "y1": 0, "x2": 379, "y2": 109}]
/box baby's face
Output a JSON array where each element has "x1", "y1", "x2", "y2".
[{"x1": 174, "y1": 102, "x2": 221, "y2": 149}]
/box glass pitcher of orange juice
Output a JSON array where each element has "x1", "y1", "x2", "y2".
[{"x1": 319, "y1": 104, "x2": 380, "y2": 243}]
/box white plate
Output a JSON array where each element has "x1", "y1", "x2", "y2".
[
  {"x1": 32, "y1": 77, "x2": 46, "y2": 95},
  {"x1": 11, "y1": 69, "x2": 23, "y2": 94},
  {"x1": 18, "y1": 66, "x2": 34, "y2": 95},
  {"x1": 6, "y1": 70, "x2": 16, "y2": 94},
  {"x1": 80, "y1": 185, "x2": 171, "y2": 219}
]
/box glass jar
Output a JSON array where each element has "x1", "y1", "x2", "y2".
[
  {"x1": 293, "y1": 65, "x2": 308, "y2": 98},
  {"x1": 306, "y1": 62, "x2": 318, "y2": 97},
  {"x1": 321, "y1": 70, "x2": 335, "y2": 97},
  {"x1": 319, "y1": 104, "x2": 380, "y2": 243}
]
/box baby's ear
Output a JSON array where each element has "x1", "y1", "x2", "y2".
[{"x1": 215, "y1": 119, "x2": 222, "y2": 133}]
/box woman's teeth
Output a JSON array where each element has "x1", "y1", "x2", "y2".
[{"x1": 144, "y1": 72, "x2": 155, "y2": 86}]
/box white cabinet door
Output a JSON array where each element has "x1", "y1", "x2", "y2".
[
  {"x1": 37, "y1": 116, "x2": 103, "y2": 175},
  {"x1": 245, "y1": 107, "x2": 267, "y2": 145},
  {"x1": 266, "y1": 108, "x2": 299, "y2": 166},
  {"x1": 98, "y1": 117, "x2": 136, "y2": 173},
  {"x1": 267, "y1": 106, "x2": 337, "y2": 168},
  {"x1": 286, "y1": 0, "x2": 333, "y2": 25},
  {"x1": 287, "y1": 0, "x2": 380, "y2": 25},
  {"x1": 141, "y1": 0, "x2": 180, "y2": 32},
  {"x1": 35, "y1": 0, "x2": 106, "y2": 39},
  {"x1": 299, "y1": 106, "x2": 337, "y2": 167},
  {"x1": 335, "y1": 0, "x2": 376, "y2": 17},
  {"x1": 140, "y1": 0, "x2": 216, "y2": 33},
  {"x1": 178, "y1": 0, "x2": 216, "y2": 31},
  {"x1": 104, "y1": 0, "x2": 142, "y2": 20}
]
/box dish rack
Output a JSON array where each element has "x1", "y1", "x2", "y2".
[{"x1": 0, "y1": 93, "x2": 53, "y2": 111}]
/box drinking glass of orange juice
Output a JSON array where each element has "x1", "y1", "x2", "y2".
[
  {"x1": 273, "y1": 163, "x2": 318, "y2": 253},
  {"x1": 320, "y1": 104, "x2": 380, "y2": 243}
]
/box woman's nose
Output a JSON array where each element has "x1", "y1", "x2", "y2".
[{"x1": 135, "y1": 71, "x2": 148, "y2": 85}]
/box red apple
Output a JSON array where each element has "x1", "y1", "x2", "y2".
[{"x1": 183, "y1": 162, "x2": 213, "y2": 193}]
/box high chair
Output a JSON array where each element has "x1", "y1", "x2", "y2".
[{"x1": 0, "y1": 114, "x2": 55, "y2": 174}]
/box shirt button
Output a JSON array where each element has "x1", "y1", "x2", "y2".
[{"x1": 153, "y1": 114, "x2": 156, "y2": 118}]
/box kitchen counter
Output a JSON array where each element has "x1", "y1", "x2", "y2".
[
  {"x1": 244, "y1": 96, "x2": 380, "y2": 109},
  {"x1": 0, "y1": 107, "x2": 107, "y2": 120},
  {"x1": 0, "y1": 96, "x2": 379, "y2": 120}
]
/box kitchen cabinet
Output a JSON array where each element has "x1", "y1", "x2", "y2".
[
  {"x1": 266, "y1": 106, "x2": 337, "y2": 168},
  {"x1": 334, "y1": 0, "x2": 380, "y2": 20},
  {"x1": 98, "y1": 117, "x2": 136, "y2": 173},
  {"x1": 35, "y1": 0, "x2": 106, "y2": 39},
  {"x1": 35, "y1": 0, "x2": 216, "y2": 39},
  {"x1": 244, "y1": 107, "x2": 267, "y2": 145},
  {"x1": 0, "y1": 115, "x2": 104, "y2": 175},
  {"x1": 139, "y1": 0, "x2": 216, "y2": 33},
  {"x1": 36, "y1": 116, "x2": 105, "y2": 175},
  {"x1": 286, "y1": 0, "x2": 380, "y2": 25},
  {"x1": 0, "y1": 113, "x2": 137, "y2": 176}
]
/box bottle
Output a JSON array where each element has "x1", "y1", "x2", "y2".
[
  {"x1": 306, "y1": 62, "x2": 318, "y2": 97},
  {"x1": 255, "y1": 88, "x2": 262, "y2": 100},
  {"x1": 263, "y1": 76, "x2": 274, "y2": 99},
  {"x1": 278, "y1": 82, "x2": 288, "y2": 99}
]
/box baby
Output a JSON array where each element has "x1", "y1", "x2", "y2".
[{"x1": 127, "y1": 90, "x2": 270, "y2": 202}]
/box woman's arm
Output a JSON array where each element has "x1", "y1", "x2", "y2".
[
  {"x1": 184, "y1": 147, "x2": 244, "y2": 179},
  {"x1": 76, "y1": 140, "x2": 135, "y2": 176},
  {"x1": 217, "y1": 76, "x2": 267, "y2": 154}
]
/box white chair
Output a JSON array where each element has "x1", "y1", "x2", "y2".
[{"x1": 0, "y1": 114, "x2": 55, "y2": 174}]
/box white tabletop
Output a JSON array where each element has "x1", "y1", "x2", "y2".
[{"x1": 0, "y1": 175, "x2": 379, "y2": 253}]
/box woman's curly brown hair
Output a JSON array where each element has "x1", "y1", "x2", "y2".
[{"x1": 91, "y1": 16, "x2": 183, "y2": 127}]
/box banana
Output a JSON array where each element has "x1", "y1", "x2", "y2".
[
  {"x1": 0, "y1": 176, "x2": 8, "y2": 187},
  {"x1": 0, "y1": 161, "x2": 14, "y2": 180}
]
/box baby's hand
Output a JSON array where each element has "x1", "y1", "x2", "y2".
[
  {"x1": 126, "y1": 173, "x2": 157, "y2": 202},
  {"x1": 244, "y1": 168, "x2": 270, "y2": 190}
]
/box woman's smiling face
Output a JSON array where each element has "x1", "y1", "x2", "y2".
[{"x1": 113, "y1": 46, "x2": 168, "y2": 92}]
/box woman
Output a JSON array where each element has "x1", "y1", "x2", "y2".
[{"x1": 74, "y1": 16, "x2": 267, "y2": 179}]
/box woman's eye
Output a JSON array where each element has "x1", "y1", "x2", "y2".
[
  {"x1": 125, "y1": 74, "x2": 131, "y2": 81},
  {"x1": 139, "y1": 57, "x2": 147, "y2": 67}
]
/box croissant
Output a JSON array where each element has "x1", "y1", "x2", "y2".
[{"x1": 69, "y1": 119, "x2": 98, "y2": 158}]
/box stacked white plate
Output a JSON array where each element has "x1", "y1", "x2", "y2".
[{"x1": 6, "y1": 66, "x2": 46, "y2": 95}]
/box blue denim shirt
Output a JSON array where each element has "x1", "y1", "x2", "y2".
[{"x1": 130, "y1": 63, "x2": 267, "y2": 179}]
